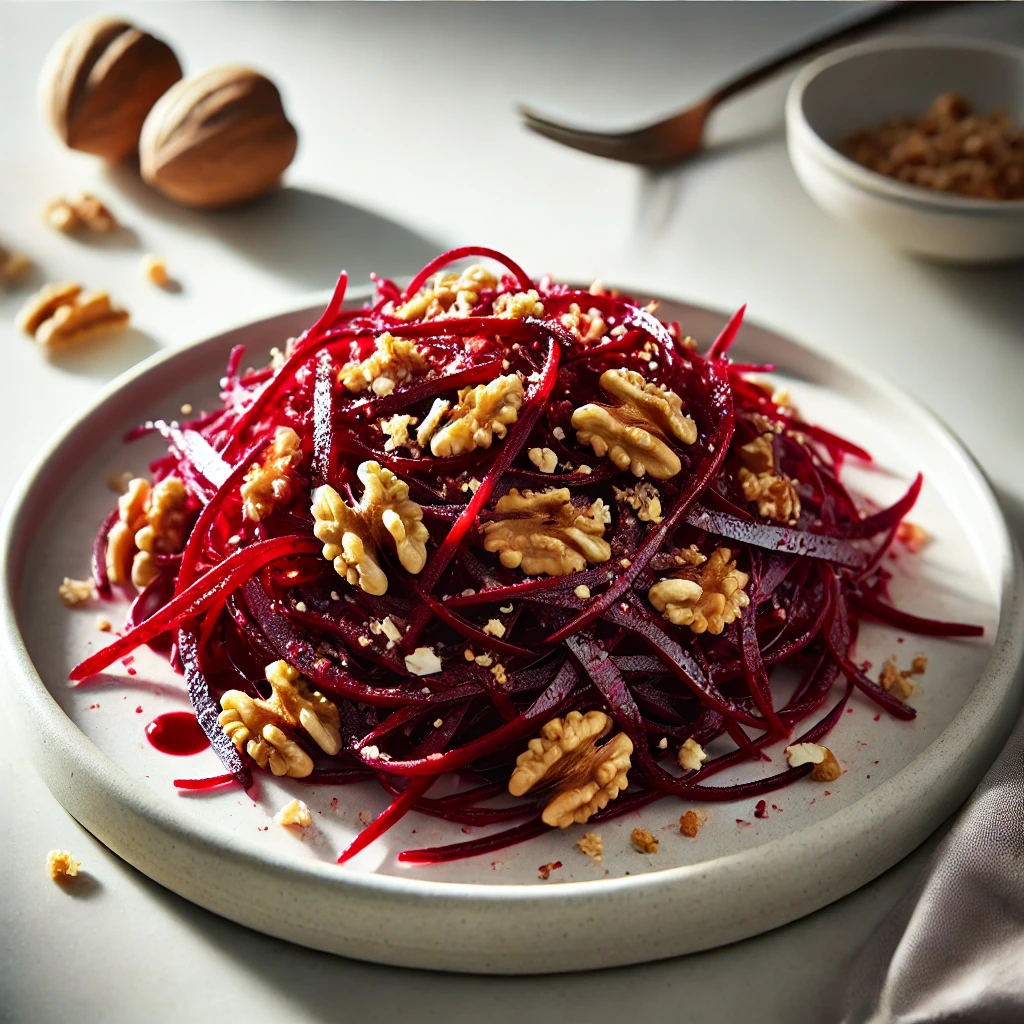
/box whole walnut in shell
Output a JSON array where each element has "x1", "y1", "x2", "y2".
[
  {"x1": 40, "y1": 16, "x2": 182, "y2": 161},
  {"x1": 140, "y1": 65, "x2": 298, "y2": 209}
]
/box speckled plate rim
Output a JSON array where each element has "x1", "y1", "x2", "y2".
[{"x1": 3, "y1": 288, "x2": 1022, "y2": 974}]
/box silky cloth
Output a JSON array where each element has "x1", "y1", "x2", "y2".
[{"x1": 843, "y1": 709, "x2": 1024, "y2": 1023}]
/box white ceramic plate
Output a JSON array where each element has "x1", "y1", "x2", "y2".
[{"x1": 4, "y1": 290, "x2": 1022, "y2": 974}]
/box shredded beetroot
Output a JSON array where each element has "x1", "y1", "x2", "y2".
[{"x1": 70, "y1": 247, "x2": 982, "y2": 864}]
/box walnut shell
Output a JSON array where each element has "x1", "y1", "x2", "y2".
[
  {"x1": 139, "y1": 65, "x2": 298, "y2": 209},
  {"x1": 40, "y1": 16, "x2": 182, "y2": 161}
]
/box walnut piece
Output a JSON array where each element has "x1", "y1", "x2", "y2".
[
  {"x1": 219, "y1": 660, "x2": 342, "y2": 778},
  {"x1": 105, "y1": 476, "x2": 188, "y2": 591},
  {"x1": 59, "y1": 577, "x2": 93, "y2": 607},
  {"x1": 312, "y1": 461, "x2": 428, "y2": 594},
  {"x1": 430, "y1": 374, "x2": 524, "y2": 457},
  {"x1": 46, "y1": 849, "x2": 81, "y2": 881},
  {"x1": 275, "y1": 798, "x2": 312, "y2": 828},
  {"x1": 416, "y1": 398, "x2": 449, "y2": 447},
  {"x1": 338, "y1": 332, "x2": 430, "y2": 396},
  {"x1": 572, "y1": 368, "x2": 695, "y2": 480},
  {"x1": 648, "y1": 547, "x2": 750, "y2": 635},
  {"x1": 677, "y1": 738, "x2": 707, "y2": 772},
  {"x1": 481, "y1": 487, "x2": 612, "y2": 577},
  {"x1": 528, "y1": 447, "x2": 558, "y2": 473},
  {"x1": 613, "y1": 481, "x2": 664, "y2": 523},
  {"x1": 43, "y1": 193, "x2": 117, "y2": 234},
  {"x1": 576, "y1": 831, "x2": 603, "y2": 863},
  {"x1": 631, "y1": 827, "x2": 659, "y2": 854},
  {"x1": 404, "y1": 646, "x2": 443, "y2": 676},
  {"x1": 0, "y1": 244, "x2": 31, "y2": 284},
  {"x1": 493, "y1": 289, "x2": 544, "y2": 319},
  {"x1": 785, "y1": 742, "x2": 842, "y2": 782},
  {"x1": 896, "y1": 520, "x2": 929, "y2": 553},
  {"x1": 679, "y1": 810, "x2": 705, "y2": 838},
  {"x1": 393, "y1": 265, "x2": 498, "y2": 321},
  {"x1": 508, "y1": 710, "x2": 633, "y2": 828},
  {"x1": 17, "y1": 282, "x2": 129, "y2": 348},
  {"x1": 737, "y1": 434, "x2": 800, "y2": 523},
  {"x1": 879, "y1": 655, "x2": 927, "y2": 702},
  {"x1": 240, "y1": 426, "x2": 302, "y2": 521},
  {"x1": 141, "y1": 254, "x2": 170, "y2": 287},
  {"x1": 380, "y1": 413, "x2": 418, "y2": 452},
  {"x1": 559, "y1": 302, "x2": 607, "y2": 344}
]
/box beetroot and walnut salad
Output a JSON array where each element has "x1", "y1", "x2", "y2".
[{"x1": 70, "y1": 246, "x2": 982, "y2": 866}]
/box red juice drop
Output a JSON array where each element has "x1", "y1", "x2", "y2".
[{"x1": 145, "y1": 712, "x2": 209, "y2": 756}]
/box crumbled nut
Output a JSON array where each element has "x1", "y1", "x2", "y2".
[
  {"x1": 474, "y1": 652, "x2": 493, "y2": 667},
  {"x1": 912, "y1": 655, "x2": 928, "y2": 675},
  {"x1": 559, "y1": 302, "x2": 608, "y2": 344},
  {"x1": 576, "y1": 831, "x2": 603, "y2": 863},
  {"x1": 482, "y1": 618, "x2": 506, "y2": 638},
  {"x1": 43, "y1": 193, "x2": 117, "y2": 234},
  {"x1": 275, "y1": 798, "x2": 313, "y2": 828},
  {"x1": 312, "y1": 462, "x2": 428, "y2": 593},
  {"x1": 394, "y1": 265, "x2": 498, "y2": 321},
  {"x1": 430, "y1": 374, "x2": 524, "y2": 457},
  {"x1": 631, "y1": 827, "x2": 658, "y2": 854},
  {"x1": 527, "y1": 447, "x2": 558, "y2": 473},
  {"x1": 338, "y1": 332, "x2": 430, "y2": 395},
  {"x1": 140, "y1": 254, "x2": 169, "y2": 287},
  {"x1": 491, "y1": 663, "x2": 508, "y2": 685},
  {"x1": 648, "y1": 547, "x2": 750, "y2": 635},
  {"x1": 896, "y1": 521, "x2": 929, "y2": 553},
  {"x1": 97, "y1": 617, "x2": 112, "y2": 632},
  {"x1": 737, "y1": 434, "x2": 800, "y2": 523},
  {"x1": 405, "y1": 646, "x2": 443, "y2": 676},
  {"x1": 785, "y1": 742, "x2": 842, "y2": 782},
  {"x1": 674, "y1": 544, "x2": 707, "y2": 567},
  {"x1": 493, "y1": 290, "x2": 544, "y2": 319},
  {"x1": 574, "y1": 584, "x2": 591, "y2": 599},
  {"x1": 46, "y1": 849, "x2": 81, "y2": 881},
  {"x1": 613, "y1": 481, "x2": 664, "y2": 523},
  {"x1": 552, "y1": 426, "x2": 566, "y2": 441},
  {"x1": 0, "y1": 244, "x2": 31, "y2": 283},
  {"x1": 357, "y1": 635, "x2": 372, "y2": 647},
  {"x1": 380, "y1": 413, "x2": 418, "y2": 452},
  {"x1": 677, "y1": 738, "x2": 706, "y2": 772},
  {"x1": 241, "y1": 426, "x2": 302, "y2": 521},
  {"x1": 573, "y1": 368, "x2": 694, "y2": 479},
  {"x1": 58, "y1": 577, "x2": 93, "y2": 607},
  {"x1": 17, "y1": 282, "x2": 129, "y2": 347},
  {"x1": 878, "y1": 657, "x2": 923, "y2": 702},
  {"x1": 416, "y1": 398, "x2": 450, "y2": 447},
  {"x1": 219, "y1": 660, "x2": 341, "y2": 777},
  {"x1": 679, "y1": 810, "x2": 704, "y2": 838},
  {"x1": 106, "y1": 476, "x2": 189, "y2": 591},
  {"x1": 509, "y1": 710, "x2": 633, "y2": 828},
  {"x1": 481, "y1": 487, "x2": 612, "y2": 576},
  {"x1": 380, "y1": 616, "x2": 402, "y2": 644}
]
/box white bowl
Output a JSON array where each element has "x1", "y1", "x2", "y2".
[{"x1": 786, "y1": 38, "x2": 1024, "y2": 264}]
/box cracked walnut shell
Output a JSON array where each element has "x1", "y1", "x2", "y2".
[
  {"x1": 40, "y1": 15, "x2": 182, "y2": 161},
  {"x1": 509, "y1": 710, "x2": 633, "y2": 828},
  {"x1": 481, "y1": 487, "x2": 612, "y2": 576},
  {"x1": 430, "y1": 374, "x2": 524, "y2": 457},
  {"x1": 338, "y1": 332, "x2": 430, "y2": 396},
  {"x1": 240, "y1": 426, "x2": 302, "y2": 521},
  {"x1": 648, "y1": 546, "x2": 750, "y2": 635},
  {"x1": 737, "y1": 434, "x2": 800, "y2": 523},
  {"x1": 220, "y1": 660, "x2": 342, "y2": 777}
]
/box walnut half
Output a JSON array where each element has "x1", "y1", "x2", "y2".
[
  {"x1": 17, "y1": 282, "x2": 129, "y2": 347},
  {"x1": 509, "y1": 710, "x2": 633, "y2": 828},
  {"x1": 648, "y1": 546, "x2": 750, "y2": 635},
  {"x1": 219, "y1": 660, "x2": 342, "y2": 778},
  {"x1": 481, "y1": 487, "x2": 612, "y2": 576},
  {"x1": 106, "y1": 476, "x2": 189, "y2": 591},
  {"x1": 430, "y1": 374, "x2": 524, "y2": 457},
  {"x1": 737, "y1": 434, "x2": 800, "y2": 523},
  {"x1": 338, "y1": 332, "x2": 430, "y2": 396},
  {"x1": 240, "y1": 425, "x2": 302, "y2": 521}
]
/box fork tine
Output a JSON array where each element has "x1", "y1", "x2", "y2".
[{"x1": 518, "y1": 104, "x2": 689, "y2": 166}]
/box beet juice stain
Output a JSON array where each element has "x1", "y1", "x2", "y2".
[{"x1": 145, "y1": 711, "x2": 210, "y2": 755}]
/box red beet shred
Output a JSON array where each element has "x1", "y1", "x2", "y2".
[{"x1": 70, "y1": 247, "x2": 981, "y2": 864}]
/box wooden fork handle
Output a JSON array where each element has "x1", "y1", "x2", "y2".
[{"x1": 710, "y1": 1, "x2": 966, "y2": 108}]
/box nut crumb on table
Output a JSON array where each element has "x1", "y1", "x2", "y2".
[
  {"x1": 46, "y1": 849, "x2": 81, "y2": 882},
  {"x1": 140, "y1": 254, "x2": 170, "y2": 288},
  {"x1": 537, "y1": 860, "x2": 562, "y2": 880},
  {"x1": 0, "y1": 244, "x2": 31, "y2": 283},
  {"x1": 43, "y1": 193, "x2": 117, "y2": 234}
]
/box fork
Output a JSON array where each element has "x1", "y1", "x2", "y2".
[{"x1": 519, "y1": 2, "x2": 961, "y2": 166}]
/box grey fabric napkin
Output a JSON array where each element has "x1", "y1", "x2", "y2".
[{"x1": 842, "y1": 706, "x2": 1024, "y2": 1023}]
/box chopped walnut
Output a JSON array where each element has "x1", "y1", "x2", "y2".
[
  {"x1": 879, "y1": 655, "x2": 927, "y2": 702},
  {"x1": 105, "y1": 476, "x2": 189, "y2": 591},
  {"x1": 240, "y1": 426, "x2": 303, "y2": 521},
  {"x1": 46, "y1": 849, "x2": 81, "y2": 881},
  {"x1": 380, "y1": 413, "x2": 418, "y2": 452},
  {"x1": 648, "y1": 547, "x2": 750, "y2": 635},
  {"x1": 508, "y1": 710, "x2": 633, "y2": 828},
  {"x1": 631, "y1": 827, "x2": 658, "y2": 854},
  {"x1": 679, "y1": 810, "x2": 705, "y2": 838},
  {"x1": 338, "y1": 332, "x2": 430, "y2": 396},
  {"x1": 0, "y1": 244, "x2": 31, "y2": 284},
  {"x1": 219, "y1": 660, "x2": 342, "y2": 778},
  {"x1": 737, "y1": 434, "x2": 800, "y2": 523},
  {"x1": 275, "y1": 798, "x2": 313, "y2": 828},
  {"x1": 785, "y1": 742, "x2": 842, "y2": 782},
  {"x1": 613, "y1": 481, "x2": 664, "y2": 523},
  {"x1": 677, "y1": 738, "x2": 707, "y2": 772},
  {"x1": 430, "y1": 374, "x2": 524, "y2": 457},
  {"x1": 559, "y1": 302, "x2": 608, "y2": 344},
  {"x1": 481, "y1": 487, "x2": 612, "y2": 576},
  {"x1": 43, "y1": 193, "x2": 117, "y2": 234},
  {"x1": 573, "y1": 368, "x2": 694, "y2": 480},
  {"x1": 493, "y1": 290, "x2": 544, "y2": 319},
  {"x1": 527, "y1": 447, "x2": 558, "y2": 473},
  {"x1": 394, "y1": 265, "x2": 498, "y2": 321},
  {"x1": 912, "y1": 654, "x2": 928, "y2": 675},
  {"x1": 896, "y1": 521, "x2": 929, "y2": 553},
  {"x1": 58, "y1": 577, "x2": 93, "y2": 607},
  {"x1": 576, "y1": 831, "x2": 603, "y2": 863},
  {"x1": 416, "y1": 398, "x2": 450, "y2": 447},
  {"x1": 482, "y1": 618, "x2": 506, "y2": 638},
  {"x1": 140, "y1": 254, "x2": 170, "y2": 288},
  {"x1": 405, "y1": 647, "x2": 443, "y2": 676},
  {"x1": 312, "y1": 462, "x2": 428, "y2": 593}
]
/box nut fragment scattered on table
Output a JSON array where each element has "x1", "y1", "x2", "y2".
[
  {"x1": 878, "y1": 655, "x2": 927, "y2": 703},
  {"x1": 0, "y1": 244, "x2": 31, "y2": 284},
  {"x1": 16, "y1": 281, "x2": 129, "y2": 347},
  {"x1": 845, "y1": 92, "x2": 1024, "y2": 201},
  {"x1": 46, "y1": 849, "x2": 81, "y2": 882},
  {"x1": 43, "y1": 193, "x2": 117, "y2": 234},
  {"x1": 40, "y1": 15, "x2": 182, "y2": 161},
  {"x1": 140, "y1": 65, "x2": 298, "y2": 209}
]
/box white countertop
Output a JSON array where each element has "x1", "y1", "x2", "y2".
[{"x1": 2, "y1": 3, "x2": 1022, "y2": 1021}]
